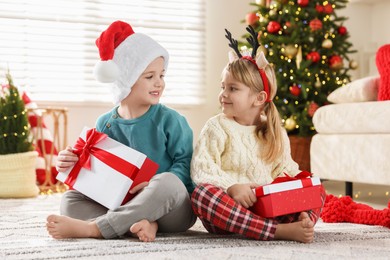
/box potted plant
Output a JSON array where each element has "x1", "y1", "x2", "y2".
[{"x1": 0, "y1": 72, "x2": 38, "y2": 198}]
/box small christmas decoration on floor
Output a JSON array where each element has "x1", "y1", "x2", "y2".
[{"x1": 321, "y1": 194, "x2": 390, "y2": 228}]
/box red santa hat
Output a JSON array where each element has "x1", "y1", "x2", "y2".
[{"x1": 93, "y1": 20, "x2": 169, "y2": 104}]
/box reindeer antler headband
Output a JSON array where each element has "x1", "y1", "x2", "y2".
[{"x1": 224, "y1": 26, "x2": 271, "y2": 103}]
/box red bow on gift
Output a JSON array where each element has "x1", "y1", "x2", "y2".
[
  {"x1": 254, "y1": 171, "x2": 314, "y2": 197},
  {"x1": 271, "y1": 171, "x2": 312, "y2": 184},
  {"x1": 65, "y1": 128, "x2": 140, "y2": 187},
  {"x1": 73, "y1": 128, "x2": 107, "y2": 171}
]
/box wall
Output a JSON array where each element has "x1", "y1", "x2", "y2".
[
  {"x1": 340, "y1": 0, "x2": 390, "y2": 78},
  {"x1": 37, "y1": 0, "x2": 387, "y2": 146}
]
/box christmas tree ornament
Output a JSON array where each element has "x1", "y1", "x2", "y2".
[
  {"x1": 322, "y1": 39, "x2": 333, "y2": 49},
  {"x1": 349, "y1": 60, "x2": 358, "y2": 69},
  {"x1": 306, "y1": 51, "x2": 320, "y2": 63},
  {"x1": 259, "y1": 45, "x2": 268, "y2": 56},
  {"x1": 323, "y1": 3, "x2": 334, "y2": 14},
  {"x1": 284, "y1": 44, "x2": 298, "y2": 58},
  {"x1": 283, "y1": 21, "x2": 295, "y2": 34},
  {"x1": 296, "y1": 46, "x2": 303, "y2": 69},
  {"x1": 315, "y1": 4, "x2": 324, "y2": 13},
  {"x1": 290, "y1": 85, "x2": 301, "y2": 96},
  {"x1": 267, "y1": 21, "x2": 281, "y2": 34},
  {"x1": 338, "y1": 26, "x2": 347, "y2": 36},
  {"x1": 269, "y1": 9, "x2": 277, "y2": 17},
  {"x1": 259, "y1": 15, "x2": 269, "y2": 24},
  {"x1": 314, "y1": 78, "x2": 322, "y2": 88},
  {"x1": 297, "y1": 0, "x2": 309, "y2": 7},
  {"x1": 245, "y1": 12, "x2": 259, "y2": 26},
  {"x1": 255, "y1": 0, "x2": 266, "y2": 5},
  {"x1": 284, "y1": 117, "x2": 297, "y2": 131},
  {"x1": 256, "y1": 0, "x2": 271, "y2": 7},
  {"x1": 329, "y1": 55, "x2": 343, "y2": 70},
  {"x1": 308, "y1": 102, "x2": 319, "y2": 117},
  {"x1": 309, "y1": 18, "x2": 323, "y2": 31}
]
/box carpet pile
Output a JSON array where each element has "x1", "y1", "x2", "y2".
[{"x1": 1, "y1": 194, "x2": 390, "y2": 259}]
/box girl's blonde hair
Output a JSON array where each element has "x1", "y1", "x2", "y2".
[{"x1": 226, "y1": 59, "x2": 284, "y2": 164}]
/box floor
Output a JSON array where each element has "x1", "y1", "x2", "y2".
[{"x1": 322, "y1": 180, "x2": 390, "y2": 209}]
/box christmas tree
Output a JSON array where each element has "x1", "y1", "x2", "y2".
[
  {"x1": 242, "y1": 0, "x2": 357, "y2": 136},
  {"x1": 0, "y1": 73, "x2": 34, "y2": 154}
]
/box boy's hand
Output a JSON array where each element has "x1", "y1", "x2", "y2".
[
  {"x1": 227, "y1": 183, "x2": 259, "y2": 208},
  {"x1": 56, "y1": 146, "x2": 78, "y2": 172},
  {"x1": 129, "y1": 181, "x2": 149, "y2": 194}
]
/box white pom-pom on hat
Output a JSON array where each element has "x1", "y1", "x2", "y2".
[
  {"x1": 93, "y1": 60, "x2": 120, "y2": 83},
  {"x1": 94, "y1": 20, "x2": 169, "y2": 104}
]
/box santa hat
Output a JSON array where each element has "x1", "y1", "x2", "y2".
[{"x1": 94, "y1": 20, "x2": 169, "y2": 104}]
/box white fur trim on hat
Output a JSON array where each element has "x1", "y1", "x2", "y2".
[{"x1": 110, "y1": 33, "x2": 169, "y2": 104}]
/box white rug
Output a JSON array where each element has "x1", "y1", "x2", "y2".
[{"x1": 1, "y1": 194, "x2": 390, "y2": 260}]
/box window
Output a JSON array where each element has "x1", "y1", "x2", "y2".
[{"x1": 0, "y1": 0, "x2": 206, "y2": 105}]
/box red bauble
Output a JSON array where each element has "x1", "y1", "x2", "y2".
[
  {"x1": 290, "y1": 85, "x2": 301, "y2": 96},
  {"x1": 323, "y1": 4, "x2": 334, "y2": 14},
  {"x1": 338, "y1": 26, "x2": 347, "y2": 35},
  {"x1": 306, "y1": 51, "x2": 321, "y2": 63},
  {"x1": 309, "y1": 18, "x2": 322, "y2": 31},
  {"x1": 329, "y1": 55, "x2": 343, "y2": 70},
  {"x1": 297, "y1": 0, "x2": 309, "y2": 7},
  {"x1": 315, "y1": 4, "x2": 324, "y2": 13},
  {"x1": 245, "y1": 12, "x2": 258, "y2": 26},
  {"x1": 308, "y1": 102, "x2": 319, "y2": 117},
  {"x1": 267, "y1": 21, "x2": 281, "y2": 34}
]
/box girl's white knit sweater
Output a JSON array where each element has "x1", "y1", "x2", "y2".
[{"x1": 191, "y1": 113, "x2": 300, "y2": 191}]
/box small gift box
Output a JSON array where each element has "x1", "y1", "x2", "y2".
[
  {"x1": 250, "y1": 172, "x2": 324, "y2": 218},
  {"x1": 56, "y1": 127, "x2": 159, "y2": 210}
]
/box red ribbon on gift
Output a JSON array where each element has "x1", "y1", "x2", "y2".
[
  {"x1": 271, "y1": 171, "x2": 312, "y2": 184},
  {"x1": 255, "y1": 171, "x2": 313, "y2": 197},
  {"x1": 65, "y1": 128, "x2": 140, "y2": 187}
]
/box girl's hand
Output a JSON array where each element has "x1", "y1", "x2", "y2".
[
  {"x1": 55, "y1": 146, "x2": 78, "y2": 172},
  {"x1": 129, "y1": 182, "x2": 149, "y2": 194},
  {"x1": 227, "y1": 183, "x2": 259, "y2": 208}
]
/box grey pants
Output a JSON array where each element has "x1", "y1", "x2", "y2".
[{"x1": 60, "y1": 172, "x2": 197, "y2": 238}]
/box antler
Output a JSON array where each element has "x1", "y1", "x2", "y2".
[
  {"x1": 225, "y1": 29, "x2": 242, "y2": 58},
  {"x1": 246, "y1": 26, "x2": 260, "y2": 59}
]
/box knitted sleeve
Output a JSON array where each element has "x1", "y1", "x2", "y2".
[
  {"x1": 271, "y1": 129, "x2": 301, "y2": 179},
  {"x1": 191, "y1": 117, "x2": 238, "y2": 191}
]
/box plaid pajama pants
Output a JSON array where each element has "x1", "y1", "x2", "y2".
[{"x1": 191, "y1": 183, "x2": 325, "y2": 240}]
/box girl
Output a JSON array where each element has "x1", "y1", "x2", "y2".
[
  {"x1": 46, "y1": 21, "x2": 196, "y2": 242},
  {"x1": 190, "y1": 26, "x2": 325, "y2": 243}
]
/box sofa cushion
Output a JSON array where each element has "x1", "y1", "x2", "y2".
[
  {"x1": 313, "y1": 100, "x2": 390, "y2": 134},
  {"x1": 327, "y1": 76, "x2": 379, "y2": 104}
]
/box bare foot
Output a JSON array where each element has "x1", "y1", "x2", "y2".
[
  {"x1": 274, "y1": 212, "x2": 314, "y2": 243},
  {"x1": 130, "y1": 219, "x2": 158, "y2": 242},
  {"x1": 46, "y1": 215, "x2": 102, "y2": 239}
]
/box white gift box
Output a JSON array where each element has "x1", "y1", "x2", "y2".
[{"x1": 57, "y1": 127, "x2": 158, "y2": 210}]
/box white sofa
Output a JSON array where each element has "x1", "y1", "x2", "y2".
[{"x1": 310, "y1": 76, "x2": 390, "y2": 196}]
